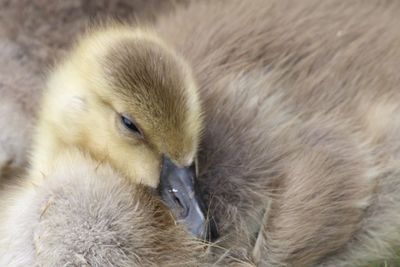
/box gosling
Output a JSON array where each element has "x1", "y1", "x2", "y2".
[{"x1": 29, "y1": 26, "x2": 207, "y2": 237}]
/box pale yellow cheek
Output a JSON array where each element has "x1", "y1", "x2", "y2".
[
  {"x1": 126, "y1": 152, "x2": 161, "y2": 187},
  {"x1": 87, "y1": 136, "x2": 161, "y2": 187},
  {"x1": 108, "y1": 146, "x2": 161, "y2": 188}
]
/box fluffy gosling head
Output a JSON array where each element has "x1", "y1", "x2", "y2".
[
  {"x1": 36, "y1": 27, "x2": 202, "y2": 189},
  {"x1": 33, "y1": 26, "x2": 209, "y2": 237},
  {"x1": 33, "y1": 26, "x2": 208, "y2": 237}
]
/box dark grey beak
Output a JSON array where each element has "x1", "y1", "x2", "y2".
[{"x1": 159, "y1": 156, "x2": 207, "y2": 239}]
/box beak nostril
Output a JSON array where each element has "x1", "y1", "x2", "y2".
[
  {"x1": 173, "y1": 195, "x2": 187, "y2": 217},
  {"x1": 173, "y1": 196, "x2": 181, "y2": 207},
  {"x1": 171, "y1": 190, "x2": 190, "y2": 218}
]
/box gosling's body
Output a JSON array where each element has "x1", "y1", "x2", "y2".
[
  {"x1": 154, "y1": 0, "x2": 400, "y2": 266},
  {"x1": 0, "y1": 150, "x2": 205, "y2": 267}
]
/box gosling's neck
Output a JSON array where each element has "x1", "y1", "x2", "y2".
[
  {"x1": 28, "y1": 117, "x2": 80, "y2": 184},
  {"x1": 28, "y1": 54, "x2": 94, "y2": 180}
]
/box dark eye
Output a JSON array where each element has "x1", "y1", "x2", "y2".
[{"x1": 121, "y1": 115, "x2": 141, "y2": 135}]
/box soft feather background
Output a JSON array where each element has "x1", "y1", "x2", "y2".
[{"x1": 0, "y1": 1, "x2": 398, "y2": 266}]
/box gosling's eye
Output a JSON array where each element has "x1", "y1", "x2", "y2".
[{"x1": 121, "y1": 115, "x2": 141, "y2": 135}]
